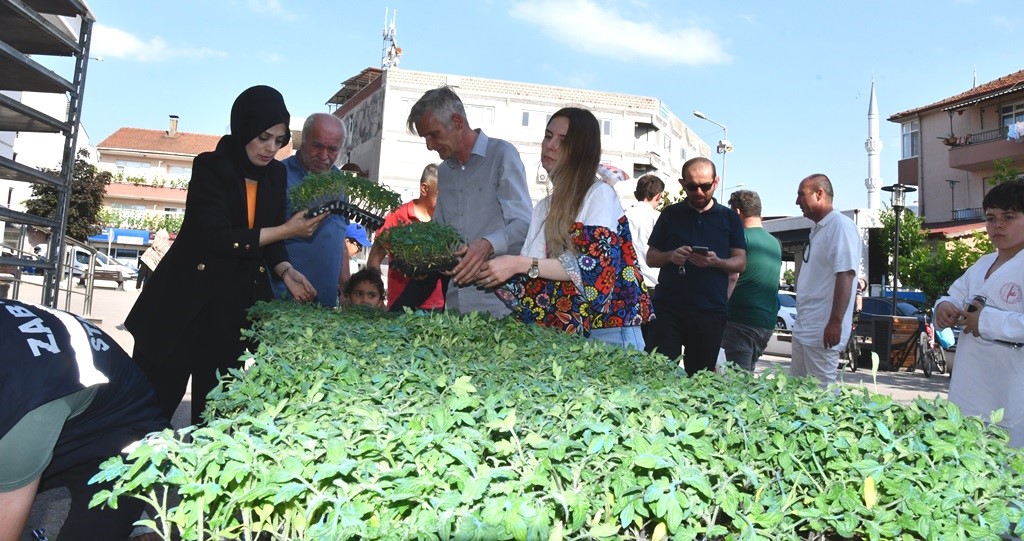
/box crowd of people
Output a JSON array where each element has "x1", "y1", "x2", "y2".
[{"x1": 5, "y1": 83, "x2": 1023, "y2": 539}]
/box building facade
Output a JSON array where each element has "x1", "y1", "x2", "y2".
[
  {"x1": 326, "y1": 67, "x2": 712, "y2": 204},
  {"x1": 888, "y1": 69, "x2": 1024, "y2": 229}
]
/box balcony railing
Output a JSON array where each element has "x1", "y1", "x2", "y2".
[
  {"x1": 964, "y1": 126, "x2": 1009, "y2": 145},
  {"x1": 953, "y1": 207, "x2": 983, "y2": 221}
]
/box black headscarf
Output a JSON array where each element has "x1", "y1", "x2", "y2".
[{"x1": 216, "y1": 85, "x2": 291, "y2": 183}]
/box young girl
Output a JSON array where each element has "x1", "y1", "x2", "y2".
[
  {"x1": 479, "y1": 107, "x2": 652, "y2": 350},
  {"x1": 934, "y1": 180, "x2": 1024, "y2": 448},
  {"x1": 345, "y1": 268, "x2": 385, "y2": 309}
]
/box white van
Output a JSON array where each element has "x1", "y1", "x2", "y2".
[{"x1": 71, "y1": 247, "x2": 138, "y2": 282}]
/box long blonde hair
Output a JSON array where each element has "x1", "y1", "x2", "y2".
[{"x1": 544, "y1": 107, "x2": 601, "y2": 256}]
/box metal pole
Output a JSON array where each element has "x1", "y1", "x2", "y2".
[
  {"x1": 720, "y1": 126, "x2": 728, "y2": 202},
  {"x1": 892, "y1": 207, "x2": 901, "y2": 315},
  {"x1": 946, "y1": 179, "x2": 959, "y2": 220}
]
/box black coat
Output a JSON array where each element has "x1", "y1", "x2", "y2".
[{"x1": 125, "y1": 147, "x2": 288, "y2": 364}]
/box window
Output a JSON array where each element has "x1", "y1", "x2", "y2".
[
  {"x1": 1001, "y1": 101, "x2": 1024, "y2": 126},
  {"x1": 169, "y1": 166, "x2": 192, "y2": 178},
  {"x1": 901, "y1": 120, "x2": 919, "y2": 159},
  {"x1": 464, "y1": 104, "x2": 494, "y2": 128},
  {"x1": 111, "y1": 203, "x2": 145, "y2": 212},
  {"x1": 602, "y1": 119, "x2": 612, "y2": 136},
  {"x1": 115, "y1": 160, "x2": 151, "y2": 169},
  {"x1": 521, "y1": 111, "x2": 550, "y2": 128}
]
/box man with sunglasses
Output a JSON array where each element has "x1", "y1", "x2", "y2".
[
  {"x1": 646, "y1": 157, "x2": 746, "y2": 375},
  {"x1": 792, "y1": 173, "x2": 860, "y2": 387}
]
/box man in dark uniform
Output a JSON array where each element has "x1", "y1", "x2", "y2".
[{"x1": 0, "y1": 300, "x2": 167, "y2": 540}]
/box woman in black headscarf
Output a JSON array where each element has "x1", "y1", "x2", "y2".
[{"x1": 126, "y1": 85, "x2": 327, "y2": 425}]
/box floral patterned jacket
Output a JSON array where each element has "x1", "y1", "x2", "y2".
[{"x1": 495, "y1": 215, "x2": 654, "y2": 335}]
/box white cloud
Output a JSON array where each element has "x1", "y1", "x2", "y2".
[
  {"x1": 509, "y1": 0, "x2": 730, "y2": 65},
  {"x1": 91, "y1": 23, "x2": 226, "y2": 62}
]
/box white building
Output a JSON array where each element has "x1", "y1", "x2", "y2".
[{"x1": 325, "y1": 67, "x2": 712, "y2": 205}]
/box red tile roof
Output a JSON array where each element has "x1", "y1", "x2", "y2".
[
  {"x1": 97, "y1": 127, "x2": 294, "y2": 161},
  {"x1": 889, "y1": 69, "x2": 1024, "y2": 121},
  {"x1": 97, "y1": 127, "x2": 221, "y2": 156}
]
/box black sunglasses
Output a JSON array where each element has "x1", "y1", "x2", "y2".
[
  {"x1": 684, "y1": 182, "x2": 714, "y2": 193},
  {"x1": 802, "y1": 240, "x2": 811, "y2": 263}
]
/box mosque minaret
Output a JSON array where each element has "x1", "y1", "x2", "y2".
[{"x1": 864, "y1": 80, "x2": 882, "y2": 209}]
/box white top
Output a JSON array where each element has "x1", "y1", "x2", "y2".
[
  {"x1": 793, "y1": 210, "x2": 861, "y2": 347},
  {"x1": 521, "y1": 180, "x2": 623, "y2": 258},
  {"x1": 624, "y1": 202, "x2": 660, "y2": 287},
  {"x1": 937, "y1": 250, "x2": 1024, "y2": 448}
]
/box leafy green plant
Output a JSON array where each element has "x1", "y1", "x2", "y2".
[
  {"x1": 288, "y1": 171, "x2": 401, "y2": 230},
  {"x1": 988, "y1": 158, "x2": 1021, "y2": 186},
  {"x1": 92, "y1": 302, "x2": 1024, "y2": 540},
  {"x1": 375, "y1": 220, "x2": 463, "y2": 275}
]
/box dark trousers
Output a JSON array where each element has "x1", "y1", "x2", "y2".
[
  {"x1": 134, "y1": 303, "x2": 247, "y2": 425},
  {"x1": 647, "y1": 303, "x2": 727, "y2": 376},
  {"x1": 33, "y1": 456, "x2": 147, "y2": 540},
  {"x1": 135, "y1": 263, "x2": 153, "y2": 289}
]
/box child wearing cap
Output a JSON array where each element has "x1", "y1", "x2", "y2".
[{"x1": 345, "y1": 223, "x2": 372, "y2": 277}]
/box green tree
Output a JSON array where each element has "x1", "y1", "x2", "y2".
[
  {"x1": 25, "y1": 149, "x2": 111, "y2": 241},
  {"x1": 878, "y1": 206, "x2": 926, "y2": 285},
  {"x1": 782, "y1": 268, "x2": 795, "y2": 288},
  {"x1": 988, "y1": 158, "x2": 1020, "y2": 186},
  {"x1": 904, "y1": 232, "x2": 990, "y2": 306}
]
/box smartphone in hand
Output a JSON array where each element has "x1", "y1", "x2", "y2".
[{"x1": 692, "y1": 246, "x2": 709, "y2": 256}]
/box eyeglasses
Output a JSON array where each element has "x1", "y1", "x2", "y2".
[
  {"x1": 802, "y1": 240, "x2": 811, "y2": 263},
  {"x1": 684, "y1": 182, "x2": 714, "y2": 193}
]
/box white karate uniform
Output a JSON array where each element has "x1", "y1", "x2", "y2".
[{"x1": 936, "y1": 250, "x2": 1024, "y2": 448}]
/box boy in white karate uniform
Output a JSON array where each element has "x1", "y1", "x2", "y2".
[{"x1": 935, "y1": 180, "x2": 1024, "y2": 448}]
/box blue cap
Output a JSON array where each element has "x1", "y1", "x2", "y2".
[{"x1": 346, "y1": 222, "x2": 372, "y2": 247}]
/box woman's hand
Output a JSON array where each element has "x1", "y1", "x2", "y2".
[
  {"x1": 475, "y1": 255, "x2": 526, "y2": 287},
  {"x1": 286, "y1": 210, "x2": 329, "y2": 239},
  {"x1": 283, "y1": 267, "x2": 317, "y2": 303}
]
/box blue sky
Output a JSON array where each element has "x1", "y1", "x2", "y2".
[{"x1": 66, "y1": 0, "x2": 1021, "y2": 217}]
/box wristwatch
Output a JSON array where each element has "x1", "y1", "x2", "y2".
[{"x1": 527, "y1": 258, "x2": 540, "y2": 279}]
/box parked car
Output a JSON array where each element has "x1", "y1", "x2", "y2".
[
  {"x1": 860, "y1": 296, "x2": 928, "y2": 332},
  {"x1": 776, "y1": 291, "x2": 796, "y2": 330},
  {"x1": 71, "y1": 247, "x2": 138, "y2": 281}
]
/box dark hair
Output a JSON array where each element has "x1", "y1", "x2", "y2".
[
  {"x1": 728, "y1": 189, "x2": 762, "y2": 217},
  {"x1": 407, "y1": 86, "x2": 468, "y2": 133},
  {"x1": 545, "y1": 107, "x2": 602, "y2": 256},
  {"x1": 802, "y1": 173, "x2": 834, "y2": 199},
  {"x1": 634, "y1": 174, "x2": 665, "y2": 201},
  {"x1": 345, "y1": 268, "x2": 385, "y2": 298},
  {"x1": 983, "y1": 180, "x2": 1024, "y2": 212},
  {"x1": 681, "y1": 157, "x2": 716, "y2": 182}
]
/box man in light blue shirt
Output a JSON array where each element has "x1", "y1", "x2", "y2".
[
  {"x1": 273, "y1": 113, "x2": 349, "y2": 307},
  {"x1": 406, "y1": 86, "x2": 532, "y2": 317}
]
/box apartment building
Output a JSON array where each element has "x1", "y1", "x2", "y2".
[
  {"x1": 888, "y1": 69, "x2": 1024, "y2": 233},
  {"x1": 326, "y1": 67, "x2": 712, "y2": 204}
]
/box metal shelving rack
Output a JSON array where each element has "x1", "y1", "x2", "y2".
[{"x1": 0, "y1": 0, "x2": 94, "y2": 306}]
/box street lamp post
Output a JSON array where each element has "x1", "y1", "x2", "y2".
[
  {"x1": 881, "y1": 183, "x2": 917, "y2": 315},
  {"x1": 693, "y1": 111, "x2": 733, "y2": 202},
  {"x1": 945, "y1": 179, "x2": 959, "y2": 220}
]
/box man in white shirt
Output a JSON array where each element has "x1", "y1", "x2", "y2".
[
  {"x1": 625, "y1": 174, "x2": 664, "y2": 343},
  {"x1": 792, "y1": 173, "x2": 861, "y2": 387}
]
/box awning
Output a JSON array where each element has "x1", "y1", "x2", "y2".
[
  {"x1": 940, "y1": 84, "x2": 1024, "y2": 111},
  {"x1": 88, "y1": 227, "x2": 149, "y2": 245}
]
